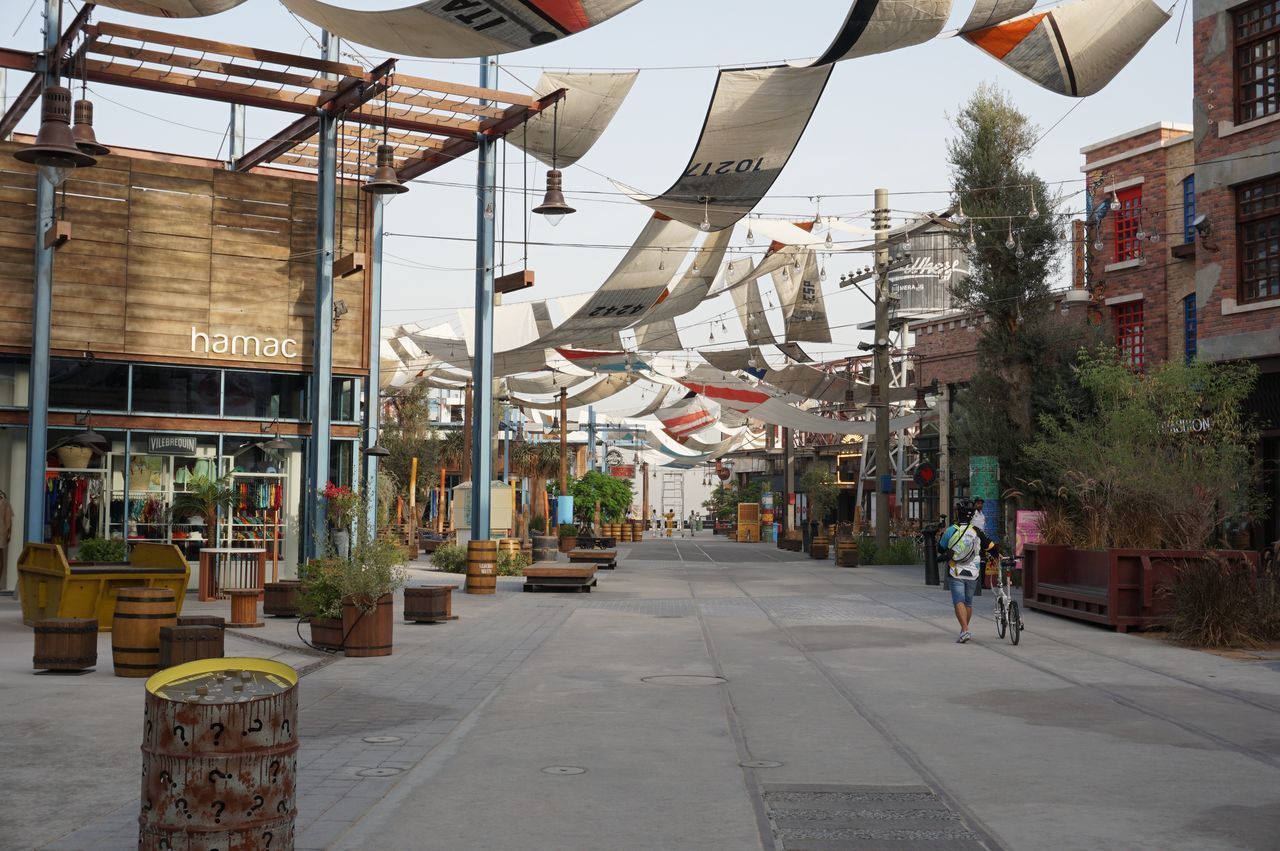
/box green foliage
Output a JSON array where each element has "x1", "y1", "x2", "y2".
[
  {"x1": 558, "y1": 523, "x2": 579, "y2": 538},
  {"x1": 171, "y1": 474, "x2": 239, "y2": 528},
  {"x1": 567, "y1": 470, "x2": 634, "y2": 523},
  {"x1": 430, "y1": 542, "x2": 467, "y2": 573},
  {"x1": 703, "y1": 481, "x2": 763, "y2": 519},
  {"x1": 1169, "y1": 557, "x2": 1280, "y2": 647},
  {"x1": 298, "y1": 558, "x2": 344, "y2": 619},
  {"x1": 800, "y1": 467, "x2": 840, "y2": 524},
  {"x1": 855, "y1": 535, "x2": 919, "y2": 566},
  {"x1": 76, "y1": 537, "x2": 126, "y2": 563},
  {"x1": 342, "y1": 534, "x2": 409, "y2": 613},
  {"x1": 1025, "y1": 353, "x2": 1263, "y2": 550},
  {"x1": 497, "y1": 549, "x2": 531, "y2": 576},
  {"x1": 528, "y1": 514, "x2": 547, "y2": 534}
]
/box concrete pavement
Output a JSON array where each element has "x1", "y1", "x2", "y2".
[{"x1": 2, "y1": 534, "x2": 1278, "y2": 850}]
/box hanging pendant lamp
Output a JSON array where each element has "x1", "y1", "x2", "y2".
[
  {"x1": 362, "y1": 143, "x2": 407, "y2": 198},
  {"x1": 14, "y1": 85, "x2": 97, "y2": 178},
  {"x1": 532, "y1": 100, "x2": 575, "y2": 226}
]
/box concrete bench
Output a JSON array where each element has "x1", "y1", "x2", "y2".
[
  {"x1": 523, "y1": 564, "x2": 598, "y2": 593},
  {"x1": 568, "y1": 549, "x2": 616, "y2": 570}
]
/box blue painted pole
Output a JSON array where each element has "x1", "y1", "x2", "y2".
[
  {"x1": 587, "y1": 407, "x2": 597, "y2": 472},
  {"x1": 469, "y1": 56, "x2": 497, "y2": 541},
  {"x1": 22, "y1": 0, "x2": 62, "y2": 544},
  {"x1": 305, "y1": 30, "x2": 338, "y2": 559},
  {"x1": 364, "y1": 199, "x2": 384, "y2": 532}
]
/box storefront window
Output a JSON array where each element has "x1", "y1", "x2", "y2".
[
  {"x1": 132, "y1": 365, "x2": 221, "y2": 416},
  {"x1": 332, "y1": 377, "x2": 358, "y2": 422},
  {"x1": 49, "y1": 358, "x2": 128, "y2": 411},
  {"x1": 0, "y1": 358, "x2": 24, "y2": 407},
  {"x1": 223, "y1": 370, "x2": 306, "y2": 420},
  {"x1": 329, "y1": 439, "x2": 355, "y2": 489}
]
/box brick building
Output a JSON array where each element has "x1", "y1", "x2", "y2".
[{"x1": 1192, "y1": 0, "x2": 1280, "y2": 547}]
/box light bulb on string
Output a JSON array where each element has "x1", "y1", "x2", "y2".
[
  {"x1": 967, "y1": 223, "x2": 975, "y2": 249},
  {"x1": 824, "y1": 231, "x2": 833, "y2": 249},
  {"x1": 692, "y1": 259, "x2": 700, "y2": 274},
  {"x1": 1094, "y1": 238, "x2": 1104, "y2": 251},
  {"x1": 1005, "y1": 223, "x2": 1015, "y2": 250},
  {"x1": 1015, "y1": 236, "x2": 1025, "y2": 260},
  {"x1": 1028, "y1": 187, "x2": 1039, "y2": 220},
  {"x1": 953, "y1": 196, "x2": 967, "y2": 226},
  {"x1": 820, "y1": 264, "x2": 827, "y2": 282},
  {"x1": 658, "y1": 249, "x2": 665, "y2": 272},
  {"x1": 721, "y1": 321, "x2": 728, "y2": 333},
  {"x1": 745, "y1": 218, "x2": 755, "y2": 246},
  {"x1": 699, "y1": 196, "x2": 712, "y2": 232}
]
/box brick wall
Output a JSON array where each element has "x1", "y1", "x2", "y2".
[{"x1": 1192, "y1": 1, "x2": 1280, "y2": 363}]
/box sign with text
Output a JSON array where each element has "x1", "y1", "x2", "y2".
[
  {"x1": 609, "y1": 465, "x2": 635, "y2": 479},
  {"x1": 1015, "y1": 511, "x2": 1045, "y2": 563},
  {"x1": 147, "y1": 434, "x2": 199, "y2": 456}
]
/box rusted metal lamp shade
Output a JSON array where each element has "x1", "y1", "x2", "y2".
[
  {"x1": 71, "y1": 98, "x2": 110, "y2": 157},
  {"x1": 532, "y1": 168, "x2": 575, "y2": 226},
  {"x1": 14, "y1": 86, "x2": 97, "y2": 171},
  {"x1": 69, "y1": 418, "x2": 111, "y2": 454},
  {"x1": 361, "y1": 143, "x2": 408, "y2": 197}
]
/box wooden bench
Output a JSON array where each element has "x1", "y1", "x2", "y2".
[
  {"x1": 523, "y1": 564, "x2": 598, "y2": 593},
  {"x1": 568, "y1": 548, "x2": 616, "y2": 570}
]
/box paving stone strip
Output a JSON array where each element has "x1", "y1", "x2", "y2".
[{"x1": 762, "y1": 784, "x2": 987, "y2": 850}]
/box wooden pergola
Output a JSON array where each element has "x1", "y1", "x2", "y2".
[{"x1": 0, "y1": 11, "x2": 564, "y2": 181}]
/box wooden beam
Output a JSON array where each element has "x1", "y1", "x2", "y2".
[
  {"x1": 397, "y1": 136, "x2": 479, "y2": 181},
  {"x1": 85, "y1": 58, "x2": 321, "y2": 113},
  {"x1": 480, "y1": 88, "x2": 566, "y2": 137},
  {"x1": 0, "y1": 4, "x2": 92, "y2": 138},
  {"x1": 385, "y1": 87, "x2": 507, "y2": 120},
  {"x1": 348, "y1": 105, "x2": 480, "y2": 138},
  {"x1": 390, "y1": 70, "x2": 540, "y2": 108},
  {"x1": 88, "y1": 40, "x2": 341, "y2": 93},
  {"x1": 0, "y1": 72, "x2": 41, "y2": 139}
]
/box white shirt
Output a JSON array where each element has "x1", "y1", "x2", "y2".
[{"x1": 971, "y1": 509, "x2": 986, "y2": 531}]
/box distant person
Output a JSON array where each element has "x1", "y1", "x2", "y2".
[
  {"x1": 651, "y1": 508, "x2": 659, "y2": 532},
  {"x1": 938, "y1": 498, "x2": 1000, "y2": 644},
  {"x1": 971, "y1": 498, "x2": 987, "y2": 532}
]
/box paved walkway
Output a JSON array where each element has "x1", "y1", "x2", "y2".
[{"x1": 3, "y1": 535, "x2": 1279, "y2": 850}]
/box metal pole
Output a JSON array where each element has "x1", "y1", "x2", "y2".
[
  {"x1": 363, "y1": 199, "x2": 384, "y2": 531},
  {"x1": 22, "y1": 0, "x2": 61, "y2": 545},
  {"x1": 558, "y1": 387, "x2": 568, "y2": 496},
  {"x1": 587, "y1": 406, "x2": 597, "y2": 472},
  {"x1": 462, "y1": 382, "x2": 472, "y2": 482},
  {"x1": 782, "y1": 427, "x2": 794, "y2": 534},
  {"x1": 226, "y1": 103, "x2": 246, "y2": 168},
  {"x1": 641, "y1": 460, "x2": 649, "y2": 533},
  {"x1": 469, "y1": 55, "x2": 497, "y2": 541},
  {"x1": 873, "y1": 188, "x2": 891, "y2": 552},
  {"x1": 304, "y1": 30, "x2": 338, "y2": 560}
]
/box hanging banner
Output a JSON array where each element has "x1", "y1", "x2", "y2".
[
  {"x1": 616, "y1": 65, "x2": 832, "y2": 231},
  {"x1": 810, "y1": 0, "x2": 952, "y2": 65},
  {"x1": 959, "y1": 0, "x2": 1035, "y2": 34},
  {"x1": 963, "y1": 0, "x2": 1170, "y2": 98},
  {"x1": 280, "y1": 0, "x2": 642, "y2": 58},
  {"x1": 658, "y1": 394, "x2": 721, "y2": 439},
  {"x1": 630, "y1": 228, "x2": 733, "y2": 347},
  {"x1": 90, "y1": 0, "x2": 249, "y2": 15},
  {"x1": 511, "y1": 72, "x2": 638, "y2": 168}
]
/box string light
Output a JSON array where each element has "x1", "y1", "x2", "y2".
[
  {"x1": 1005, "y1": 223, "x2": 1015, "y2": 250},
  {"x1": 745, "y1": 218, "x2": 755, "y2": 246},
  {"x1": 1028, "y1": 187, "x2": 1039, "y2": 220},
  {"x1": 699, "y1": 196, "x2": 712, "y2": 232}
]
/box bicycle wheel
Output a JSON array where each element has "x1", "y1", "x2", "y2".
[
  {"x1": 1008, "y1": 601, "x2": 1022, "y2": 645},
  {"x1": 995, "y1": 597, "x2": 1007, "y2": 638}
]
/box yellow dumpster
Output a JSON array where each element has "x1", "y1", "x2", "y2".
[{"x1": 18, "y1": 543, "x2": 190, "y2": 631}]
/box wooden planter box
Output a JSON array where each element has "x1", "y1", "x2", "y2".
[
  {"x1": 341, "y1": 594, "x2": 394, "y2": 657},
  {"x1": 558, "y1": 536, "x2": 577, "y2": 553},
  {"x1": 309, "y1": 617, "x2": 344, "y2": 651},
  {"x1": 1023, "y1": 544, "x2": 1260, "y2": 632}
]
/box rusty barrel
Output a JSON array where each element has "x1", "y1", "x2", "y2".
[
  {"x1": 34, "y1": 617, "x2": 98, "y2": 671},
  {"x1": 262, "y1": 581, "x2": 301, "y2": 618},
  {"x1": 466, "y1": 540, "x2": 498, "y2": 594},
  {"x1": 139, "y1": 657, "x2": 298, "y2": 851},
  {"x1": 404, "y1": 586, "x2": 454, "y2": 623},
  {"x1": 114, "y1": 588, "x2": 177, "y2": 678},
  {"x1": 836, "y1": 538, "x2": 860, "y2": 568},
  {"x1": 160, "y1": 625, "x2": 225, "y2": 668},
  {"x1": 341, "y1": 594, "x2": 394, "y2": 657},
  {"x1": 810, "y1": 534, "x2": 830, "y2": 561},
  {"x1": 532, "y1": 535, "x2": 558, "y2": 564}
]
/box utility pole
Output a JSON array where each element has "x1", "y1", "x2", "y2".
[
  {"x1": 874, "y1": 188, "x2": 892, "y2": 552},
  {"x1": 468, "y1": 55, "x2": 497, "y2": 541},
  {"x1": 462, "y1": 382, "x2": 473, "y2": 483},
  {"x1": 558, "y1": 387, "x2": 568, "y2": 510},
  {"x1": 641, "y1": 461, "x2": 650, "y2": 533}
]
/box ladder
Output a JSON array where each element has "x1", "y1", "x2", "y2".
[{"x1": 661, "y1": 472, "x2": 685, "y2": 537}]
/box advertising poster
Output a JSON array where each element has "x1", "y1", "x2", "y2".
[{"x1": 1015, "y1": 511, "x2": 1045, "y2": 567}]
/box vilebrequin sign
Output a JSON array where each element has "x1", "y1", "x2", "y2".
[{"x1": 190, "y1": 327, "x2": 299, "y2": 359}]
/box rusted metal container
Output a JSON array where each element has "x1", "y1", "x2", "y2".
[{"x1": 139, "y1": 657, "x2": 298, "y2": 850}]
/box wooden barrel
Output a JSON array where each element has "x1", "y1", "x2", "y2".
[
  {"x1": 139, "y1": 658, "x2": 298, "y2": 850},
  {"x1": 466, "y1": 540, "x2": 498, "y2": 595},
  {"x1": 521, "y1": 539, "x2": 532, "y2": 557},
  {"x1": 532, "y1": 535, "x2": 558, "y2": 564},
  {"x1": 159, "y1": 625, "x2": 224, "y2": 668},
  {"x1": 498, "y1": 538, "x2": 521, "y2": 559},
  {"x1": 630, "y1": 520, "x2": 643, "y2": 540},
  {"x1": 404, "y1": 586, "x2": 454, "y2": 623},
  {"x1": 620, "y1": 523, "x2": 633, "y2": 543},
  {"x1": 262, "y1": 581, "x2": 300, "y2": 618},
  {"x1": 33, "y1": 617, "x2": 98, "y2": 671},
  {"x1": 810, "y1": 535, "x2": 830, "y2": 560},
  {"x1": 308, "y1": 617, "x2": 343, "y2": 651},
  {"x1": 342, "y1": 593, "x2": 394, "y2": 657},
  {"x1": 836, "y1": 538, "x2": 860, "y2": 568},
  {"x1": 113, "y1": 588, "x2": 177, "y2": 678}
]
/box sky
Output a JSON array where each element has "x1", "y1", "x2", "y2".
[{"x1": 4, "y1": 0, "x2": 1195, "y2": 390}]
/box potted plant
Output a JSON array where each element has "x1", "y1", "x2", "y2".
[
  {"x1": 557, "y1": 522, "x2": 579, "y2": 553},
  {"x1": 171, "y1": 473, "x2": 238, "y2": 545},
  {"x1": 298, "y1": 558, "x2": 344, "y2": 651},
  {"x1": 74, "y1": 537, "x2": 127, "y2": 565},
  {"x1": 339, "y1": 534, "x2": 408, "y2": 657},
  {"x1": 323, "y1": 481, "x2": 359, "y2": 558}
]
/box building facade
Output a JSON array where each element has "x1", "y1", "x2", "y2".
[{"x1": 0, "y1": 140, "x2": 372, "y2": 589}]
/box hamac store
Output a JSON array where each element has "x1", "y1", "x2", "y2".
[{"x1": 0, "y1": 140, "x2": 373, "y2": 591}]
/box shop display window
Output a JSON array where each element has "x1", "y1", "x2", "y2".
[
  {"x1": 132, "y1": 365, "x2": 221, "y2": 416},
  {"x1": 332, "y1": 377, "x2": 359, "y2": 422},
  {"x1": 0, "y1": 357, "x2": 23, "y2": 407},
  {"x1": 223, "y1": 370, "x2": 306, "y2": 420},
  {"x1": 49, "y1": 358, "x2": 128, "y2": 411}
]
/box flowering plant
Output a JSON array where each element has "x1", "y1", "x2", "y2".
[{"x1": 322, "y1": 482, "x2": 359, "y2": 528}]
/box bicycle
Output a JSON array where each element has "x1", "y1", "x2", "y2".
[{"x1": 991, "y1": 555, "x2": 1023, "y2": 645}]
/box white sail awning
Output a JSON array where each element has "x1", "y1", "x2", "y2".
[
  {"x1": 810, "y1": 0, "x2": 953, "y2": 65},
  {"x1": 510, "y1": 72, "x2": 638, "y2": 168},
  {"x1": 90, "y1": 0, "x2": 248, "y2": 15}
]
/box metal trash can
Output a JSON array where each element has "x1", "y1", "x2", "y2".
[{"x1": 923, "y1": 525, "x2": 940, "y2": 586}]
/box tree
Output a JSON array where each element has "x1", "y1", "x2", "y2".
[
  {"x1": 946, "y1": 84, "x2": 1098, "y2": 486},
  {"x1": 799, "y1": 467, "x2": 840, "y2": 524},
  {"x1": 703, "y1": 480, "x2": 762, "y2": 520},
  {"x1": 379, "y1": 385, "x2": 441, "y2": 508},
  {"x1": 567, "y1": 470, "x2": 634, "y2": 524},
  {"x1": 512, "y1": 440, "x2": 560, "y2": 524}
]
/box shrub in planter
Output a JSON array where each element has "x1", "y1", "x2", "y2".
[
  {"x1": 558, "y1": 523, "x2": 579, "y2": 552},
  {"x1": 528, "y1": 514, "x2": 547, "y2": 535},
  {"x1": 497, "y1": 550, "x2": 530, "y2": 576},
  {"x1": 76, "y1": 537, "x2": 126, "y2": 563},
  {"x1": 430, "y1": 542, "x2": 467, "y2": 573}
]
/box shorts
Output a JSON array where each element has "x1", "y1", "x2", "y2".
[{"x1": 949, "y1": 575, "x2": 977, "y2": 607}]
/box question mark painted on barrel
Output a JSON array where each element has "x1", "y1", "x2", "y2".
[
  {"x1": 158, "y1": 840, "x2": 172, "y2": 851},
  {"x1": 145, "y1": 719, "x2": 152, "y2": 738},
  {"x1": 211, "y1": 800, "x2": 225, "y2": 823},
  {"x1": 175, "y1": 797, "x2": 191, "y2": 820},
  {"x1": 281, "y1": 718, "x2": 290, "y2": 737},
  {"x1": 142, "y1": 797, "x2": 152, "y2": 813},
  {"x1": 243, "y1": 718, "x2": 263, "y2": 736},
  {"x1": 247, "y1": 794, "x2": 264, "y2": 816},
  {"x1": 277, "y1": 799, "x2": 289, "y2": 814},
  {"x1": 262, "y1": 832, "x2": 273, "y2": 848},
  {"x1": 209, "y1": 722, "x2": 224, "y2": 746},
  {"x1": 269, "y1": 759, "x2": 281, "y2": 783},
  {"x1": 172, "y1": 724, "x2": 187, "y2": 746},
  {"x1": 209, "y1": 768, "x2": 231, "y2": 785}
]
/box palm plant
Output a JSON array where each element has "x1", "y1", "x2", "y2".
[
  {"x1": 512, "y1": 441, "x2": 561, "y2": 527},
  {"x1": 171, "y1": 474, "x2": 239, "y2": 532}
]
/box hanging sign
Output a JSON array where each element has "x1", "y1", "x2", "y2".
[{"x1": 148, "y1": 434, "x2": 199, "y2": 456}]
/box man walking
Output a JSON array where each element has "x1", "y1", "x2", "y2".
[
  {"x1": 938, "y1": 498, "x2": 1000, "y2": 643},
  {"x1": 971, "y1": 498, "x2": 986, "y2": 532}
]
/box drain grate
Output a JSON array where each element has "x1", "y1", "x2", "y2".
[
  {"x1": 541, "y1": 765, "x2": 586, "y2": 775},
  {"x1": 640, "y1": 674, "x2": 727, "y2": 686},
  {"x1": 356, "y1": 767, "x2": 402, "y2": 777},
  {"x1": 762, "y1": 785, "x2": 986, "y2": 849},
  {"x1": 361, "y1": 735, "x2": 402, "y2": 744}
]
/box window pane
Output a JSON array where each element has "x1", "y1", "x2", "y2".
[
  {"x1": 1183, "y1": 175, "x2": 1196, "y2": 243},
  {"x1": 1114, "y1": 187, "x2": 1142, "y2": 262},
  {"x1": 329, "y1": 439, "x2": 355, "y2": 488},
  {"x1": 0, "y1": 357, "x2": 23, "y2": 407},
  {"x1": 131, "y1": 365, "x2": 221, "y2": 415},
  {"x1": 332, "y1": 377, "x2": 358, "y2": 422},
  {"x1": 223, "y1": 371, "x2": 307, "y2": 419},
  {"x1": 1184, "y1": 295, "x2": 1198, "y2": 364},
  {"x1": 1237, "y1": 176, "x2": 1280, "y2": 302},
  {"x1": 49, "y1": 358, "x2": 128, "y2": 411}
]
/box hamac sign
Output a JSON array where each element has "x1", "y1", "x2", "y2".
[{"x1": 191, "y1": 327, "x2": 299, "y2": 359}]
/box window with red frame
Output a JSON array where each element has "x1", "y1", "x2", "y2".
[
  {"x1": 1113, "y1": 187, "x2": 1142, "y2": 262},
  {"x1": 1114, "y1": 301, "x2": 1145, "y2": 370},
  {"x1": 1238, "y1": 175, "x2": 1280, "y2": 303}
]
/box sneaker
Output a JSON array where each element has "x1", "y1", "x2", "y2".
[
  {"x1": 960, "y1": 631, "x2": 972, "y2": 643},
  {"x1": 956, "y1": 631, "x2": 966, "y2": 643}
]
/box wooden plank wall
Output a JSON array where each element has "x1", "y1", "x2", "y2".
[{"x1": 0, "y1": 141, "x2": 368, "y2": 372}]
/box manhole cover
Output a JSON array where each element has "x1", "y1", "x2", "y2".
[
  {"x1": 356, "y1": 768, "x2": 402, "y2": 777},
  {"x1": 362, "y1": 736, "x2": 402, "y2": 744},
  {"x1": 740, "y1": 760, "x2": 783, "y2": 768},
  {"x1": 541, "y1": 766, "x2": 587, "y2": 775},
  {"x1": 641, "y1": 675, "x2": 727, "y2": 686}
]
